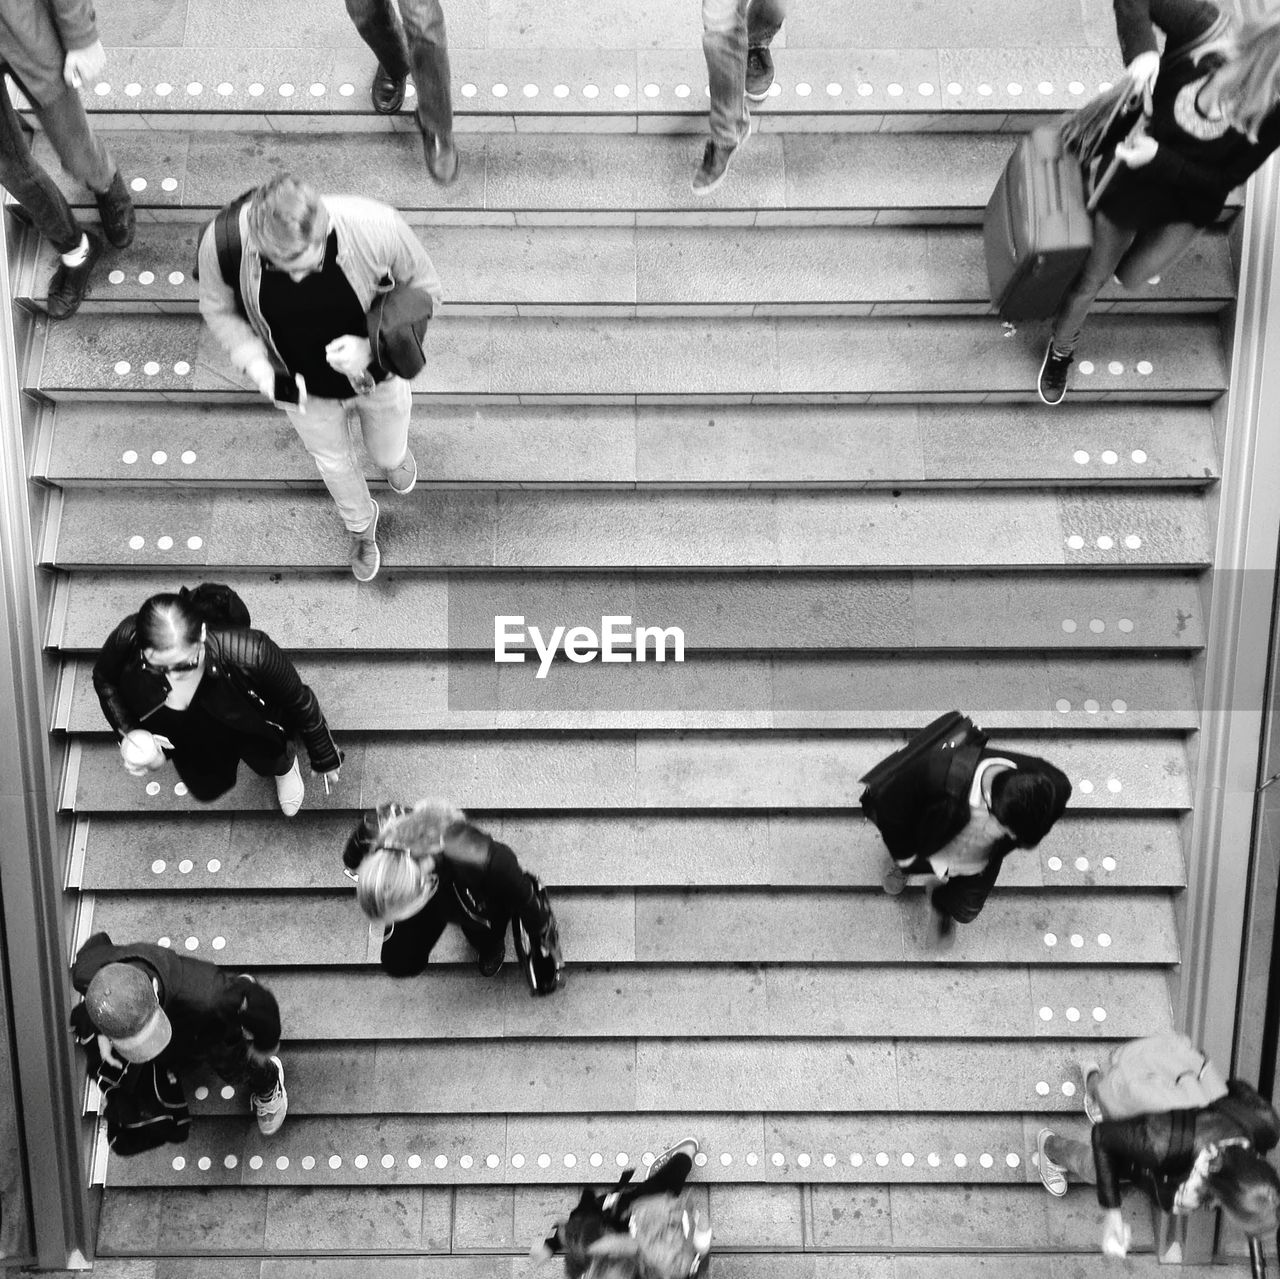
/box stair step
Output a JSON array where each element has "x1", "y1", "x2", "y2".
[
  {"x1": 21, "y1": 222, "x2": 1236, "y2": 316},
  {"x1": 33, "y1": 313, "x2": 1229, "y2": 402},
  {"x1": 78, "y1": 812, "x2": 1187, "y2": 892},
  {"x1": 49, "y1": 488, "x2": 1213, "y2": 571},
  {"x1": 55, "y1": 569, "x2": 1210, "y2": 653},
  {"x1": 95, "y1": 1181, "x2": 1174, "y2": 1260},
  {"x1": 62, "y1": 652, "x2": 1201, "y2": 734},
  {"x1": 173, "y1": 1039, "x2": 1154, "y2": 1116},
  {"x1": 69, "y1": 733, "x2": 1194, "y2": 812},
  {"x1": 41, "y1": 401, "x2": 1221, "y2": 488},
  {"x1": 87, "y1": 888, "x2": 1179, "y2": 966},
  {"x1": 121, "y1": 963, "x2": 1171, "y2": 1041},
  {"x1": 100, "y1": 1111, "x2": 1077, "y2": 1187},
  {"x1": 35, "y1": 128, "x2": 1243, "y2": 225}
]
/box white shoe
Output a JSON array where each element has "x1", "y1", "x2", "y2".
[
  {"x1": 646, "y1": 1136, "x2": 699, "y2": 1179},
  {"x1": 1036, "y1": 1129, "x2": 1068, "y2": 1196},
  {"x1": 252, "y1": 1056, "x2": 288, "y2": 1136},
  {"x1": 274, "y1": 758, "x2": 305, "y2": 817}
]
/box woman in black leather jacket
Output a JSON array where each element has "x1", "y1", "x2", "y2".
[
  {"x1": 1037, "y1": 1078, "x2": 1280, "y2": 1259},
  {"x1": 92, "y1": 592, "x2": 341, "y2": 815}
]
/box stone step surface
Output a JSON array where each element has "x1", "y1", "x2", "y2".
[
  {"x1": 101, "y1": 1110, "x2": 1087, "y2": 1187},
  {"x1": 32, "y1": 312, "x2": 1228, "y2": 403},
  {"x1": 68, "y1": 732, "x2": 1193, "y2": 812},
  {"x1": 48, "y1": 488, "x2": 1214, "y2": 571},
  {"x1": 53, "y1": 569, "x2": 1210, "y2": 653},
  {"x1": 94, "y1": 1182, "x2": 1175, "y2": 1261},
  {"x1": 39, "y1": 401, "x2": 1220, "y2": 488},
  {"x1": 30, "y1": 129, "x2": 1243, "y2": 225},
  {"x1": 60, "y1": 651, "x2": 1202, "y2": 734},
  {"x1": 86, "y1": 888, "x2": 1179, "y2": 966},
  {"x1": 76, "y1": 812, "x2": 1187, "y2": 892},
  {"x1": 20, "y1": 222, "x2": 1236, "y2": 316},
  {"x1": 172, "y1": 1038, "x2": 1155, "y2": 1116},
  {"x1": 86, "y1": 963, "x2": 1168, "y2": 1042}
]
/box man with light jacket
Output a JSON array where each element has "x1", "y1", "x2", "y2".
[{"x1": 197, "y1": 173, "x2": 443, "y2": 582}]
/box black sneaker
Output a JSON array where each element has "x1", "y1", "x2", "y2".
[
  {"x1": 691, "y1": 121, "x2": 750, "y2": 197},
  {"x1": 96, "y1": 171, "x2": 135, "y2": 249},
  {"x1": 46, "y1": 230, "x2": 103, "y2": 320},
  {"x1": 477, "y1": 934, "x2": 505, "y2": 978},
  {"x1": 1038, "y1": 341, "x2": 1073, "y2": 406},
  {"x1": 422, "y1": 129, "x2": 460, "y2": 186},
  {"x1": 371, "y1": 63, "x2": 406, "y2": 114},
  {"x1": 745, "y1": 46, "x2": 775, "y2": 101}
]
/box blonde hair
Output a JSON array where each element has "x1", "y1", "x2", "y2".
[
  {"x1": 248, "y1": 174, "x2": 329, "y2": 263},
  {"x1": 1199, "y1": 10, "x2": 1280, "y2": 141},
  {"x1": 355, "y1": 798, "x2": 466, "y2": 921}
]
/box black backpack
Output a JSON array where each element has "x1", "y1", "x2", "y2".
[
  {"x1": 179, "y1": 582, "x2": 252, "y2": 629},
  {"x1": 514, "y1": 876, "x2": 564, "y2": 996},
  {"x1": 192, "y1": 188, "x2": 255, "y2": 317},
  {"x1": 860, "y1": 710, "x2": 987, "y2": 820}
]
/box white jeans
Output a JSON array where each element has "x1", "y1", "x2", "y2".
[{"x1": 285, "y1": 375, "x2": 412, "y2": 532}]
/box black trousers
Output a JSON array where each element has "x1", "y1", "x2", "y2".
[{"x1": 930, "y1": 855, "x2": 1004, "y2": 924}]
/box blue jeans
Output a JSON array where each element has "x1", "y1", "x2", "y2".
[
  {"x1": 344, "y1": 0, "x2": 454, "y2": 142},
  {"x1": 0, "y1": 78, "x2": 115, "y2": 253},
  {"x1": 702, "y1": 0, "x2": 786, "y2": 148}
]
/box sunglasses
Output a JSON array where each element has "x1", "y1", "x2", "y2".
[{"x1": 141, "y1": 643, "x2": 204, "y2": 675}]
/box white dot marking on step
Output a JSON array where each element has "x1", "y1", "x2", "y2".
[
  {"x1": 1036, "y1": 1081, "x2": 1050, "y2": 1096},
  {"x1": 217, "y1": 82, "x2": 234, "y2": 95},
  {"x1": 553, "y1": 84, "x2": 569, "y2": 98},
  {"x1": 151, "y1": 450, "x2": 167, "y2": 465},
  {"x1": 181, "y1": 450, "x2": 197, "y2": 464},
  {"x1": 1131, "y1": 450, "x2": 1148, "y2": 465},
  {"x1": 1079, "y1": 779, "x2": 1094, "y2": 793},
  {"x1": 248, "y1": 83, "x2": 263, "y2": 96},
  {"x1": 928, "y1": 1153, "x2": 941, "y2": 1167},
  {"x1": 511, "y1": 1153, "x2": 525, "y2": 1168},
  {"x1": 1112, "y1": 699, "x2": 1127, "y2": 714},
  {"x1": 1038, "y1": 82, "x2": 1054, "y2": 95},
  {"x1": 581, "y1": 84, "x2": 596, "y2": 99},
  {"x1": 184, "y1": 936, "x2": 198, "y2": 950},
  {"x1": 276, "y1": 1156, "x2": 289, "y2": 1170},
  {"x1": 1101, "y1": 449, "x2": 1118, "y2": 464},
  {"x1": 1007, "y1": 83, "x2": 1023, "y2": 95},
  {"x1": 212, "y1": 937, "x2": 226, "y2": 950},
  {"x1": 186, "y1": 83, "x2": 202, "y2": 96},
  {"x1": 129, "y1": 535, "x2": 145, "y2": 550},
  {"x1": 489, "y1": 1154, "x2": 502, "y2": 1168},
  {"x1": 773, "y1": 1152, "x2": 786, "y2": 1167},
  {"x1": 823, "y1": 1153, "x2": 836, "y2": 1167},
  {"x1": 144, "y1": 361, "x2": 160, "y2": 376},
  {"x1": 109, "y1": 269, "x2": 125, "y2": 285},
  {"x1": 674, "y1": 84, "x2": 690, "y2": 98},
  {"x1": 310, "y1": 83, "x2": 326, "y2": 97},
  {"x1": 1094, "y1": 1007, "x2": 1108, "y2": 1022},
  {"x1": 1097, "y1": 535, "x2": 1114, "y2": 550},
  {"x1": 767, "y1": 81, "x2": 781, "y2": 96},
  {"x1": 1061, "y1": 619, "x2": 1077, "y2": 633},
  {"x1": 383, "y1": 1154, "x2": 395, "y2": 1168},
  {"x1": 796, "y1": 82, "x2": 811, "y2": 96},
  {"x1": 613, "y1": 1152, "x2": 626, "y2": 1167},
  {"x1": 329, "y1": 1155, "x2": 342, "y2": 1169},
  {"x1": 1039, "y1": 1006, "x2": 1053, "y2": 1021},
  {"x1": 155, "y1": 83, "x2": 172, "y2": 96},
  {"x1": 339, "y1": 83, "x2": 355, "y2": 96},
  {"x1": 1075, "y1": 857, "x2": 1089, "y2": 872},
  {"x1": 1047, "y1": 856, "x2": 1062, "y2": 871},
  {"x1": 1073, "y1": 450, "x2": 1089, "y2": 464},
  {"x1": 980, "y1": 1153, "x2": 994, "y2": 1168},
  {"x1": 955, "y1": 1153, "x2": 968, "y2": 1167},
  {"x1": 248, "y1": 1155, "x2": 263, "y2": 1170},
  {"x1": 278, "y1": 83, "x2": 295, "y2": 97},
  {"x1": 947, "y1": 82, "x2": 963, "y2": 95},
  {"x1": 1125, "y1": 535, "x2": 1142, "y2": 549},
  {"x1": 1098, "y1": 933, "x2": 1112, "y2": 947},
  {"x1": 173, "y1": 361, "x2": 191, "y2": 376},
  {"x1": 1066, "y1": 535, "x2": 1084, "y2": 550},
  {"x1": 644, "y1": 83, "x2": 660, "y2": 98},
  {"x1": 115, "y1": 360, "x2": 132, "y2": 375},
  {"x1": 614, "y1": 84, "x2": 629, "y2": 98},
  {"x1": 220, "y1": 1085, "x2": 234, "y2": 1099},
  {"x1": 1102, "y1": 857, "x2": 1117, "y2": 872},
  {"x1": 207, "y1": 859, "x2": 221, "y2": 872},
  {"x1": 174, "y1": 782, "x2": 187, "y2": 797},
  {"x1": 1084, "y1": 699, "x2": 1099, "y2": 714},
  {"x1": 875, "y1": 1152, "x2": 889, "y2": 1167},
  {"x1": 1136, "y1": 361, "x2": 1153, "y2": 375},
  {"x1": 534, "y1": 1153, "x2": 548, "y2": 1168},
  {"x1": 901, "y1": 1152, "x2": 915, "y2": 1166},
  {"x1": 977, "y1": 83, "x2": 992, "y2": 96},
  {"x1": 178, "y1": 858, "x2": 192, "y2": 873},
  {"x1": 355, "y1": 1155, "x2": 369, "y2": 1169},
  {"x1": 408, "y1": 1155, "x2": 421, "y2": 1168},
  {"x1": 125, "y1": 83, "x2": 141, "y2": 96},
  {"x1": 833, "y1": 83, "x2": 849, "y2": 96},
  {"x1": 172, "y1": 1156, "x2": 186, "y2": 1171},
  {"x1": 1007, "y1": 1153, "x2": 1021, "y2": 1168},
  {"x1": 187, "y1": 536, "x2": 203, "y2": 550},
  {"x1": 850, "y1": 1153, "x2": 862, "y2": 1167},
  {"x1": 146, "y1": 782, "x2": 161, "y2": 795},
  {"x1": 151, "y1": 859, "x2": 166, "y2": 874},
  {"x1": 694, "y1": 1153, "x2": 706, "y2": 1167},
  {"x1": 435, "y1": 1154, "x2": 448, "y2": 1169},
  {"x1": 1044, "y1": 932, "x2": 1057, "y2": 947},
  {"x1": 746, "y1": 1152, "x2": 759, "y2": 1166},
  {"x1": 157, "y1": 535, "x2": 173, "y2": 550},
  {"x1": 522, "y1": 83, "x2": 537, "y2": 98},
  {"x1": 1070, "y1": 934, "x2": 1084, "y2": 948},
  {"x1": 1078, "y1": 360, "x2": 1094, "y2": 375},
  {"x1": 168, "y1": 271, "x2": 184, "y2": 284},
  {"x1": 1108, "y1": 361, "x2": 1124, "y2": 375},
  {"x1": 1107, "y1": 778, "x2": 1122, "y2": 793},
  {"x1": 1118, "y1": 618, "x2": 1134, "y2": 633},
  {"x1": 562, "y1": 1154, "x2": 575, "y2": 1168},
  {"x1": 1055, "y1": 699, "x2": 1071, "y2": 713},
  {"x1": 887, "y1": 83, "x2": 903, "y2": 97},
  {"x1": 918, "y1": 82, "x2": 935, "y2": 96},
  {"x1": 1066, "y1": 1007, "x2": 1081, "y2": 1022},
  {"x1": 194, "y1": 1085, "x2": 208, "y2": 1100},
  {"x1": 1068, "y1": 81, "x2": 1085, "y2": 94},
  {"x1": 225, "y1": 1154, "x2": 238, "y2": 1168},
  {"x1": 798, "y1": 1153, "x2": 812, "y2": 1168}
]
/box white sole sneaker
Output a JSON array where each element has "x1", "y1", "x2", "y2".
[
  {"x1": 386, "y1": 449, "x2": 418, "y2": 495},
  {"x1": 691, "y1": 120, "x2": 752, "y2": 197},
  {"x1": 252, "y1": 1056, "x2": 288, "y2": 1136},
  {"x1": 274, "y1": 757, "x2": 305, "y2": 817},
  {"x1": 646, "y1": 1136, "x2": 699, "y2": 1179},
  {"x1": 1036, "y1": 1128, "x2": 1068, "y2": 1196}
]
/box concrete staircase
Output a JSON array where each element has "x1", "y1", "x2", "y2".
[{"x1": 10, "y1": 0, "x2": 1251, "y2": 1272}]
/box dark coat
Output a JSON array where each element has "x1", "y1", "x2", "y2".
[
  {"x1": 92, "y1": 618, "x2": 341, "y2": 774},
  {"x1": 1101, "y1": 0, "x2": 1280, "y2": 228},
  {"x1": 869, "y1": 746, "x2": 1072, "y2": 868},
  {"x1": 70, "y1": 931, "x2": 282, "y2": 1065},
  {"x1": 1090, "y1": 1078, "x2": 1280, "y2": 1209},
  {"x1": 0, "y1": 0, "x2": 97, "y2": 108}
]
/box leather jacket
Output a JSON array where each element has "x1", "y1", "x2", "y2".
[{"x1": 92, "y1": 618, "x2": 341, "y2": 774}]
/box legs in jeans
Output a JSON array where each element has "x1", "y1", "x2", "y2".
[
  {"x1": 930, "y1": 856, "x2": 1003, "y2": 924},
  {"x1": 34, "y1": 85, "x2": 115, "y2": 197},
  {"x1": 0, "y1": 84, "x2": 83, "y2": 252},
  {"x1": 702, "y1": 0, "x2": 787, "y2": 148},
  {"x1": 1043, "y1": 1134, "x2": 1098, "y2": 1184},
  {"x1": 1051, "y1": 211, "x2": 1201, "y2": 355},
  {"x1": 344, "y1": 0, "x2": 453, "y2": 141},
  {"x1": 287, "y1": 377, "x2": 411, "y2": 533}
]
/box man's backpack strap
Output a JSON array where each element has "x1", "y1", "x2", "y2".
[{"x1": 193, "y1": 188, "x2": 255, "y2": 319}]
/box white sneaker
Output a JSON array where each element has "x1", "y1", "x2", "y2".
[
  {"x1": 1036, "y1": 1128, "x2": 1068, "y2": 1196},
  {"x1": 646, "y1": 1136, "x2": 699, "y2": 1179},
  {"x1": 252, "y1": 1056, "x2": 288, "y2": 1136},
  {"x1": 274, "y1": 757, "x2": 305, "y2": 817}
]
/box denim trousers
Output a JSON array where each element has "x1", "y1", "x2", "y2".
[
  {"x1": 344, "y1": 0, "x2": 454, "y2": 141},
  {"x1": 702, "y1": 0, "x2": 787, "y2": 147},
  {"x1": 0, "y1": 79, "x2": 115, "y2": 253},
  {"x1": 285, "y1": 374, "x2": 412, "y2": 532},
  {"x1": 1051, "y1": 209, "x2": 1200, "y2": 355}
]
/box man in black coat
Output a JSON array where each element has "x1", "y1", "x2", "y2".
[
  {"x1": 867, "y1": 744, "x2": 1071, "y2": 942},
  {"x1": 71, "y1": 931, "x2": 288, "y2": 1135}
]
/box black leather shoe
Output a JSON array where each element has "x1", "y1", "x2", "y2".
[
  {"x1": 371, "y1": 63, "x2": 406, "y2": 113},
  {"x1": 46, "y1": 230, "x2": 102, "y2": 320},
  {"x1": 96, "y1": 170, "x2": 135, "y2": 248},
  {"x1": 421, "y1": 130, "x2": 460, "y2": 186}
]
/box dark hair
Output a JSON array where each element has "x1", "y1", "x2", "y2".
[
  {"x1": 1208, "y1": 1146, "x2": 1280, "y2": 1237},
  {"x1": 135, "y1": 594, "x2": 202, "y2": 652},
  {"x1": 990, "y1": 771, "x2": 1058, "y2": 847},
  {"x1": 561, "y1": 1192, "x2": 609, "y2": 1279}
]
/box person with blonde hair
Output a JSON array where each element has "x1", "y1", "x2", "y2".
[
  {"x1": 1039, "y1": 0, "x2": 1280, "y2": 404},
  {"x1": 343, "y1": 799, "x2": 555, "y2": 980},
  {"x1": 198, "y1": 173, "x2": 443, "y2": 581}
]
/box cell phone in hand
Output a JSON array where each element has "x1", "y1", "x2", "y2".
[{"x1": 272, "y1": 371, "x2": 307, "y2": 409}]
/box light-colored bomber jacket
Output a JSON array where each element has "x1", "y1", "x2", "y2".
[{"x1": 197, "y1": 193, "x2": 444, "y2": 381}]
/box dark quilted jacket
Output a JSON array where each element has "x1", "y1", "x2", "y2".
[{"x1": 92, "y1": 618, "x2": 340, "y2": 774}]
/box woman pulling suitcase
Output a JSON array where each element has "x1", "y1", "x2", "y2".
[{"x1": 1037, "y1": 0, "x2": 1280, "y2": 405}]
